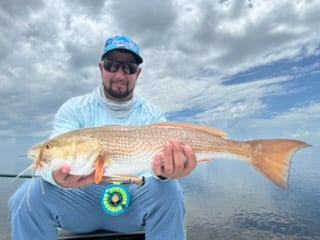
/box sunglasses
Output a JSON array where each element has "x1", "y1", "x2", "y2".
[{"x1": 102, "y1": 59, "x2": 138, "y2": 74}]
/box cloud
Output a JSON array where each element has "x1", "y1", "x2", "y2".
[
  {"x1": 110, "y1": 0, "x2": 177, "y2": 40},
  {"x1": 0, "y1": 0, "x2": 319, "y2": 139}
]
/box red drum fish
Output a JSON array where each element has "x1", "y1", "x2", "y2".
[{"x1": 27, "y1": 122, "x2": 311, "y2": 188}]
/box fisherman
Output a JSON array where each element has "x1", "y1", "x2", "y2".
[{"x1": 9, "y1": 35, "x2": 197, "y2": 240}]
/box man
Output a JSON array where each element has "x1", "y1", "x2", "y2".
[{"x1": 9, "y1": 35, "x2": 197, "y2": 240}]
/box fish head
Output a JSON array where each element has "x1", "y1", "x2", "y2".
[{"x1": 28, "y1": 135, "x2": 102, "y2": 171}]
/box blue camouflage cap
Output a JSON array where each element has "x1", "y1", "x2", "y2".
[{"x1": 102, "y1": 35, "x2": 143, "y2": 64}]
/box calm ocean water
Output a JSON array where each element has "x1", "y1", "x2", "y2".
[{"x1": 1, "y1": 138, "x2": 319, "y2": 240}]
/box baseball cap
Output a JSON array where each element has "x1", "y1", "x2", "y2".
[{"x1": 101, "y1": 35, "x2": 143, "y2": 64}]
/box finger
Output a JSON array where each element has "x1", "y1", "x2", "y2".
[
  {"x1": 152, "y1": 152, "x2": 164, "y2": 176},
  {"x1": 59, "y1": 173, "x2": 93, "y2": 188},
  {"x1": 53, "y1": 165, "x2": 91, "y2": 188},
  {"x1": 183, "y1": 144, "x2": 197, "y2": 175},
  {"x1": 171, "y1": 139, "x2": 185, "y2": 177},
  {"x1": 76, "y1": 172, "x2": 95, "y2": 186},
  {"x1": 163, "y1": 142, "x2": 174, "y2": 177},
  {"x1": 52, "y1": 165, "x2": 71, "y2": 184}
]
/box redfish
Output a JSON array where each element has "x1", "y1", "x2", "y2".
[{"x1": 28, "y1": 122, "x2": 310, "y2": 188}]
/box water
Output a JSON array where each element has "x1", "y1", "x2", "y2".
[
  {"x1": 1, "y1": 138, "x2": 319, "y2": 240},
  {"x1": 181, "y1": 159, "x2": 320, "y2": 240}
]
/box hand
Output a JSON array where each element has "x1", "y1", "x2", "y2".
[
  {"x1": 152, "y1": 139, "x2": 197, "y2": 179},
  {"x1": 52, "y1": 165, "x2": 96, "y2": 188}
]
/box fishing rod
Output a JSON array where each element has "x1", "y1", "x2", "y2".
[{"x1": 0, "y1": 173, "x2": 34, "y2": 178}]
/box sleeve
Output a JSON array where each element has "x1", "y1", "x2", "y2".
[
  {"x1": 152, "y1": 106, "x2": 166, "y2": 122},
  {"x1": 144, "y1": 100, "x2": 167, "y2": 124},
  {"x1": 50, "y1": 99, "x2": 84, "y2": 138},
  {"x1": 39, "y1": 99, "x2": 83, "y2": 186}
]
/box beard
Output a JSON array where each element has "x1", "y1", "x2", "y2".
[{"x1": 103, "y1": 81, "x2": 134, "y2": 100}]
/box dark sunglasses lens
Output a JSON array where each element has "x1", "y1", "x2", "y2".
[
  {"x1": 121, "y1": 63, "x2": 137, "y2": 74},
  {"x1": 103, "y1": 61, "x2": 119, "y2": 72},
  {"x1": 103, "y1": 60, "x2": 137, "y2": 74}
]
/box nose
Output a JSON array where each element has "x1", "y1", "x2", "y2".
[{"x1": 114, "y1": 66, "x2": 126, "y2": 78}]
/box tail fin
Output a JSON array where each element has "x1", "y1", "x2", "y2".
[{"x1": 247, "y1": 139, "x2": 311, "y2": 189}]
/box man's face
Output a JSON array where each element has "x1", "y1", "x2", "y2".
[{"x1": 99, "y1": 50, "x2": 141, "y2": 101}]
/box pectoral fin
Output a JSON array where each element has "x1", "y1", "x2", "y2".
[
  {"x1": 94, "y1": 158, "x2": 104, "y2": 184},
  {"x1": 94, "y1": 151, "x2": 110, "y2": 184}
]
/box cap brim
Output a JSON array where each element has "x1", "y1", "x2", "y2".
[{"x1": 101, "y1": 49, "x2": 143, "y2": 64}]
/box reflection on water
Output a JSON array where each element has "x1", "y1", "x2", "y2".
[
  {"x1": 180, "y1": 157, "x2": 320, "y2": 240},
  {"x1": 1, "y1": 145, "x2": 320, "y2": 240},
  {"x1": 1, "y1": 179, "x2": 23, "y2": 240}
]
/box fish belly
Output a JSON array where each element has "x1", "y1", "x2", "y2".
[{"x1": 103, "y1": 152, "x2": 154, "y2": 176}]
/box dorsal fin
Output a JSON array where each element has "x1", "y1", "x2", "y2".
[{"x1": 151, "y1": 121, "x2": 227, "y2": 137}]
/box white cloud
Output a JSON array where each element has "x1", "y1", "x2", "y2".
[
  {"x1": 0, "y1": 0, "x2": 319, "y2": 139},
  {"x1": 219, "y1": 101, "x2": 320, "y2": 143}
]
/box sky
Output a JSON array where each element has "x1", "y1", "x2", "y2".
[{"x1": 0, "y1": 0, "x2": 320, "y2": 148}]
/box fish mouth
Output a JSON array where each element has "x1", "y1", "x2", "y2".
[
  {"x1": 27, "y1": 151, "x2": 36, "y2": 160},
  {"x1": 27, "y1": 147, "x2": 48, "y2": 169}
]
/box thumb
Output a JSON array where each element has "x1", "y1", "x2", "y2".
[
  {"x1": 61, "y1": 165, "x2": 71, "y2": 174},
  {"x1": 54, "y1": 165, "x2": 71, "y2": 179}
]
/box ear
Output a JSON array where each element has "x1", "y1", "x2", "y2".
[
  {"x1": 136, "y1": 67, "x2": 142, "y2": 78},
  {"x1": 98, "y1": 62, "x2": 103, "y2": 75}
]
